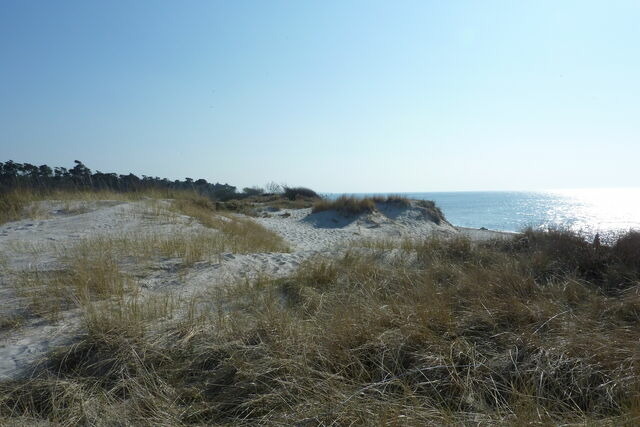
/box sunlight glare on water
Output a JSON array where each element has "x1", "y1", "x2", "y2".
[
  {"x1": 341, "y1": 188, "x2": 640, "y2": 238},
  {"x1": 547, "y1": 188, "x2": 640, "y2": 236}
]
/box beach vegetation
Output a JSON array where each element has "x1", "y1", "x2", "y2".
[
  {"x1": 311, "y1": 195, "x2": 445, "y2": 223},
  {"x1": 371, "y1": 194, "x2": 412, "y2": 205},
  {"x1": 312, "y1": 195, "x2": 377, "y2": 215},
  {"x1": 0, "y1": 160, "x2": 325, "y2": 224},
  {"x1": 2, "y1": 230, "x2": 640, "y2": 424},
  {"x1": 169, "y1": 196, "x2": 289, "y2": 253},
  {"x1": 241, "y1": 186, "x2": 264, "y2": 196},
  {"x1": 0, "y1": 186, "x2": 210, "y2": 225},
  {"x1": 282, "y1": 186, "x2": 320, "y2": 201},
  {"x1": 506, "y1": 227, "x2": 640, "y2": 294}
]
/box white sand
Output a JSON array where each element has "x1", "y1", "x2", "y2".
[
  {"x1": 253, "y1": 202, "x2": 458, "y2": 251},
  {"x1": 0, "y1": 199, "x2": 514, "y2": 380}
]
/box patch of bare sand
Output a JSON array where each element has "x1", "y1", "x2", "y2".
[{"x1": 253, "y1": 200, "x2": 459, "y2": 251}]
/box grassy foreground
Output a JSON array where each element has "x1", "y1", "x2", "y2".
[{"x1": 1, "y1": 229, "x2": 639, "y2": 424}]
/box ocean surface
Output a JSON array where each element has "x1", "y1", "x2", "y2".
[{"x1": 329, "y1": 189, "x2": 640, "y2": 238}]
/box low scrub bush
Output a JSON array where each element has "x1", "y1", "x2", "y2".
[
  {"x1": 312, "y1": 195, "x2": 445, "y2": 223},
  {"x1": 282, "y1": 186, "x2": 320, "y2": 201},
  {"x1": 312, "y1": 195, "x2": 376, "y2": 215},
  {"x1": 371, "y1": 194, "x2": 411, "y2": 206},
  {"x1": 499, "y1": 228, "x2": 640, "y2": 294}
]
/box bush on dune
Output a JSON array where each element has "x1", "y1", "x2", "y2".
[
  {"x1": 371, "y1": 194, "x2": 411, "y2": 206},
  {"x1": 282, "y1": 186, "x2": 320, "y2": 201},
  {"x1": 499, "y1": 228, "x2": 640, "y2": 294},
  {"x1": 312, "y1": 195, "x2": 376, "y2": 215},
  {"x1": 311, "y1": 195, "x2": 445, "y2": 223}
]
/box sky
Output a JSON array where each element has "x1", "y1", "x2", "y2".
[{"x1": 1, "y1": 0, "x2": 639, "y2": 193}]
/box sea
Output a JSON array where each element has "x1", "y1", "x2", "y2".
[{"x1": 327, "y1": 188, "x2": 640, "y2": 239}]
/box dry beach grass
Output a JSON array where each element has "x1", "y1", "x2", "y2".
[
  {"x1": 313, "y1": 195, "x2": 446, "y2": 225},
  {"x1": 1, "y1": 201, "x2": 640, "y2": 425},
  {"x1": 4, "y1": 192, "x2": 288, "y2": 324},
  {"x1": 0, "y1": 187, "x2": 202, "y2": 226},
  {"x1": 0, "y1": 187, "x2": 638, "y2": 424}
]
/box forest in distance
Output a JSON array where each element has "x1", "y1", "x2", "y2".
[{"x1": 0, "y1": 160, "x2": 246, "y2": 201}]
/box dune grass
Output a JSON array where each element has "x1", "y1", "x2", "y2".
[
  {"x1": 5, "y1": 190, "x2": 287, "y2": 329},
  {"x1": 215, "y1": 194, "x2": 318, "y2": 215},
  {"x1": 0, "y1": 187, "x2": 207, "y2": 225},
  {"x1": 10, "y1": 217, "x2": 286, "y2": 322},
  {"x1": 251, "y1": 194, "x2": 317, "y2": 210},
  {"x1": 2, "y1": 229, "x2": 640, "y2": 424},
  {"x1": 370, "y1": 194, "x2": 412, "y2": 206},
  {"x1": 311, "y1": 195, "x2": 444, "y2": 223},
  {"x1": 0, "y1": 187, "x2": 288, "y2": 254},
  {"x1": 312, "y1": 195, "x2": 377, "y2": 215},
  {"x1": 169, "y1": 197, "x2": 289, "y2": 253},
  {"x1": 13, "y1": 246, "x2": 134, "y2": 321},
  {"x1": 313, "y1": 194, "x2": 413, "y2": 216},
  {"x1": 0, "y1": 186, "x2": 319, "y2": 226},
  {"x1": 0, "y1": 313, "x2": 25, "y2": 332}
]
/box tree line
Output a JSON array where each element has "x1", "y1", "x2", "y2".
[{"x1": 0, "y1": 160, "x2": 240, "y2": 201}]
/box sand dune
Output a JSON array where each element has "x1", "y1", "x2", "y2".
[
  {"x1": 0, "y1": 198, "x2": 508, "y2": 380},
  {"x1": 253, "y1": 201, "x2": 459, "y2": 251}
]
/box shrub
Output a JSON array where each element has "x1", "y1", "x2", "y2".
[
  {"x1": 312, "y1": 195, "x2": 376, "y2": 216},
  {"x1": 500, "y1": 228, "x2": 640, "y2": 293},
  {"x1": 282, "y1": 186, "x2": 320, "y2": 201},
  {"x1": 242, "y1": 186, "x2": 264, "y2": 197},
  {"x1": 371, "y1": 195, "x2": 411, "y2": 206},
  {"x1": 612, "y1": 230, "x2": 640, "y2": 267}
]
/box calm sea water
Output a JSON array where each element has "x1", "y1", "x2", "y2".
[{"x1": 328, "y1": 189, "x2": 640, "y2": 237}]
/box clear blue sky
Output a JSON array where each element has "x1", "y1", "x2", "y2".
[{"x1": 1, "y1": 0, "x2": 638, "y2": 192}]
